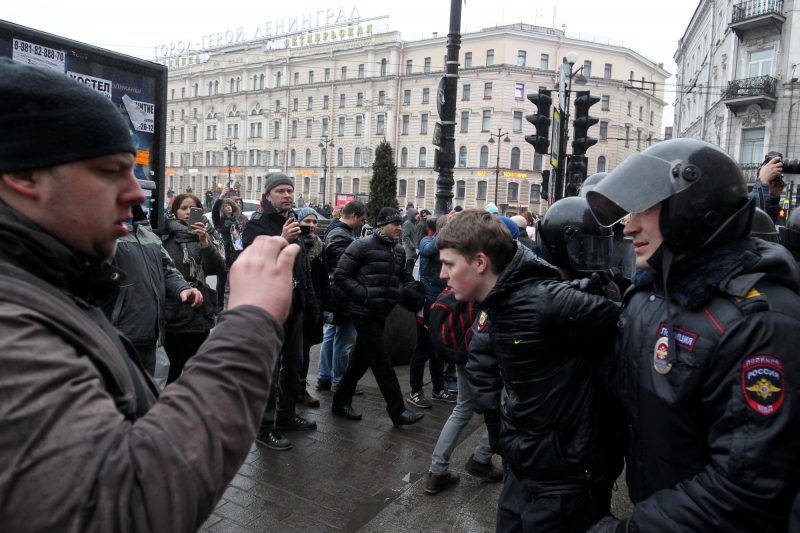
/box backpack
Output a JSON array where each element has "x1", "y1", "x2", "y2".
[{"x1": 428, "y1": 287, "x2": 477, "y2": 364}]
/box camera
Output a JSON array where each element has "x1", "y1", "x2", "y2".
[
  {"x1": 299, "y1": 224, "x2": 312, "y2": 236},
  {"x1": 783, "y1": 159, "x2": 800, "y2": 174}
]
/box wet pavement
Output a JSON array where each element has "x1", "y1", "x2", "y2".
[{"x1": 200, "y1": 345, "x2": 633, "y2": 532}]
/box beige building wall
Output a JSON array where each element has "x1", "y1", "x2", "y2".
[{"x1": 163, "y1": 23, "x2": 668, "y2": 213}]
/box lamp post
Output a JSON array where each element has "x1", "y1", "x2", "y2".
[
  {"x1": 223, "y1": 139, "x2": 237, "y2": 189},
  {"x1": 554, "y1": 52, "x2": 587, "y2": 201},
  {"x1": 488, "y1": 128, "x2": 511, "y2": 206},
  {"x1": 318, "y1": 135, "x2": 334, "y2": 207}
]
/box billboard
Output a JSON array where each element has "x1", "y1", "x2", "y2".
[{"x1": 0, "y1": 20, "x2": 168, "y2": 228}]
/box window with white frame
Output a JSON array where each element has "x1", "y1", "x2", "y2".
[
  {"x1": 458, "y1": 146, "x2": 467, "y2": 167},
  {"x1": 482, "y1": 110, "x2": 491, "y2": 132},
  {"x1": 398, "y1": 179, "x2": 407, "y2": 196},
  {"x1": 507, "y1": 182, "x2": 519, "y2": 202},
  {"x1": 460, "y1": 111, "x2": 469, "y2": 133},
  {"x1": 456, "y1": 180, "x2": 466, "y2": 198},
  {"x1": 338, "y1": 116, "x2": 345, "y2": 136},
  {"x1": 419, "y1": 147, "x2": 427, "y2": 167},
  {"x1": 540, "y1": 53, "x2": 549, "y2": 70},
  {"x1": 477, "y1": 180, "x2": 487, "y2": 199},
  {"x1": 416, "y1": 179, "x2": 426, "y2": 196}
]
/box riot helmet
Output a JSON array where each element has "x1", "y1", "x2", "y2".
[
  {"x1": 778, "y1": 208, "x2": 800, "y2": 252},
  {"x1": 750, "y1": 207, "x2": 779, "y2": 243},
  {"x1": 586, "y1": 138, "x2": 752, "y2": 253},
  {"x1": 536, "y1": 196, "x2": 614, "y2": 272},
  {"x1": 579, "y1": 172, "x2": 607, "y2": 198}
]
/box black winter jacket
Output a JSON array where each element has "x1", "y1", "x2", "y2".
[
  {"x1": 334, "y1": 231, "x2": 420, "y2": 317},
  {"x1": 467, "y1": 244, "x2": 620, "y2": 488},
  {"x1": 242, "y1": 203, "x2": 317, "y2": 318},
  {"x1": 612, "y1": 238, "x2": 800, "y2": 532}
]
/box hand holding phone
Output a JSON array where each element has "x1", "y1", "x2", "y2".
[{"x1": 188, "y1": 207, "x2": 204, "y2": 225}]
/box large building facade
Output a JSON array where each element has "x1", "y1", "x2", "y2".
[
  {"x1": 163, "y1": 21, "x2": 668, "y2": 213},
  {"x1": 674, "y1": 0, "x2": 800, "y2": 182}
]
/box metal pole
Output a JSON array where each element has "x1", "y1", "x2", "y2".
[
  {"x1": 494, "y1": 129, "x2": 501, "y2": 205},
  {"x1": 322, "y1": 147, "x2": 328, "y2": 207},
  {"x1": 434, "y1": 0, "x2": 462, "y2": 216}
]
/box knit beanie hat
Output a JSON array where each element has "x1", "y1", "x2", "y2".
[
  {"x1": 295, "y1": 207, "x2": 319, "y2": 222},
  {"x1": 498, "y1": 216, "x2": 520, "y2": 239},
  {"x1": 485, "y1": 202, "x2": 499, "y2": 214},
  {"x1": 377, "y1": 207, "x2": 403, "y2": 226},
  {"x1": 510, "y1": 215, "x2": 528, "y2": 229},
  {"x1": 264, "y1": 172, "x2": 294, "y2": 193},
  {"x1": 0, "y1": 58, "x2": 136, "y2": 173}
]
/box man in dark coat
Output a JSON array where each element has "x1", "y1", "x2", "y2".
[
  {"x1": 437, "y1": 209, "x2": 620, "y2": 532},
  {"x1": 331, "y1": 207, "x2": 425, "y2": 426},
  {"x1": 243, "y1": 172, "x2": 318, "y2": 450},
  {"x1": 586, "y1": 139, "x2": 800, "y2": 532}
]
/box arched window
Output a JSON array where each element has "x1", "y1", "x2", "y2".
[
  {"x1": 476, "y1": 180, "x2": 487, "y2": 200},
  {"x1": 398, "y1": 179, "x2": 407, "y2": 197},
  {"x1": 230, "y1": 78, "x2": 235, "y2": 92},
  {"x1": 276, "y1": 71, "x2": 282, "y2": 88},
  {"x1": 352, "y1": 177, "x2": 360, "y2": 193},
  {"x1": 259, "y1": 74, "x2": 265, "y2": 89},
  {"x1": 213, "y1": 80, "x2": 219, "y2": 94},
  {"x1": 597, "y1": 155, "x2": 607, "y2": 173},
  {"x1": 400, "y1": 147, "x2": 408, "y2": 167},
  {"x1": 458, "y1": 146, "x2": 468, "y2": 167},
  {"x1": 252, "y1": 75, "x2": 258, "y2": 90},
  {"x1": 354, "y1": 148, "x2": 362, "y2": 167},
  {"x1": 480, "y1": 145, "x2": 489, "y2": 167},
  {"x1": 247, "y1": 176, "x2": 253, "y2": 191},
  {"x1": 418, "y1": 147, "x2": 427, "y2": 168},
  {"x1": 380, "y1": 58, "x2": 388, "y2": 76},
  {"x1": 305, "y1": 148, "x2": 311, "y2": 166},
  {"x1": 208, "y1": 81, "x2": 213, "y2": 95},
  {"x1": 289, "y1": 149, "x2": 296, "y2": 167},
  {"x1": 507, "y1": 182, "x2": 519, "y2": 202},
  {"x1": 337, "y1": 147, "x2": 344, "y2": 166},
  {"x1": 510, "y1": 147, "x2": 521, "y2": 170}
]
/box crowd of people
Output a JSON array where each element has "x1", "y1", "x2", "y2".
[{"x1": 1, "y1": 59, "x2": 799, "y2": 532}]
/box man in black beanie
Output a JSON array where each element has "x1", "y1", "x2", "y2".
[
  {"x1": 0, "y1": 59, "x2": 297, "y2": 531},
  {"x1": 243, "y1": 171, "x2": 318, "y2": 451},
  {"x1": 331, "y1": 207, "x2": 426, "y2": 426}
]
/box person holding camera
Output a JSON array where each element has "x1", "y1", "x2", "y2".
[{"x1": 749, "y1": 151, "x2": 786, "y2": 223}]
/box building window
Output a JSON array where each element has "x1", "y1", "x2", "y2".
[
  {"x1": 398, "y1": 178, "x2": 407, "y2": 196},
  {"x1": 456, "y1": 179, "x2": 466, "y2": 198},
  {"x1": 583, "y1": 60, "x2": 592, "y2": 78},
  {"x1": 465, "y1": 52, "x2": 473, "y2": 68},
  {"x1": 380, "y1": 58, "x2": 388, "y2": 76},
  {"x1": 402, "y1": 115, "x2": 410, "y2": 135},
  {"x1": 530, "y1": 183, "x2": 541, "y2": 202},
  {"x1": 482, "y1": 110, "x2": 491, "y2": 132},
  {"x1": 324, "y1": 68, "x2": 331, "y2": 82},
  {"x1": 486, "y1": 49, "x2": 494, "y2": 66},
  {"x1": 420, "y1": 113, "x2": 429, "y2": 135},
  {"x1": 515, "y1": 83, "x2": 524, "y2": 100},
  {"x1": 358, "y1": 63, "x2": 365, "y2": 79},
  {"x1": 749, "y1": 49, "x2": 773, "y2": 77},
  {"x1": 510, "y1": 147, "x2": 521, "y2": 169},
  {"x1": 540, "y1": 53, "x2": 549, "y2": 70},
  {"x1": 356, "y1": 115, "x2": 363, "y2": 136},
  {"x1": 293, "y1": 72, "x2": 299, "y2": 85},
  {"x1": 337, "y1": 147, "x2": 344, "y2": 166},
  {"x1": 463, "y1": 84, "x2": 471, "y2": 101},
  {"x1": 424, "y1": 57, "x2": 431, "y2": 74},
  {"x1": 357, "y1": 92, "x2": 363, "y2": 106},
  {"x1": 305, "y1": 148, "x2": 311, "y2": 166},
  {"x1": 477, "y1": 180, "x2": 487, "y2": 199},
  {"x1": 597, "y1": 156, "x2": 607, "y2": 173},
  {"x1": 599, "y1": 121, "x2": 608, "y2": 140},
  {"x1": 422, "y1": 88, "x2": 430, "y2": 104},
  {"x1": 480, "y1": 145, "x2": 489, "y2": 167},
  {"x1": 513, "y1": 111, "x2": 523, "y2": 132},
  {"x1": 484, "y1": 82, "x2": 493, "y2": 99},
  {"x1": 406, "y1": 60, "x2": 413, "y2": 75},
  {"x1": 400, "y1": 147, "x2": 409, "y2": 167},
  {"x1": 416, "y1": 179, "x2": 426, "y2": 196},
  {"x1": 639, "y1": 106, "x2": 644, "y2": 121},
  {"x1": 303, "y1": 176, "x2": 311, "y2": 193},
  {"x1": 340, "y1": 66, "x2": 347, "y2": 80},
  {"x1": 321, "y1": 117, "x2": 329, "y2": 136},
  {"x1": 627, "y1": 101, "x2": 632, "y2": 116},
  {"x1": 290, "y1": 149, "x2": 296, "y2": 167},
  {"x1": 597, "y1": 95, "x2": 608, "y2": 111},
  {"x1": 323, "y1": 95, "x2": 329, "y2": 110},
  {"x1": 377, "y1": 114, "x2": 385, "y2": 135},
  {"x1": 291, "y1": 120, "x2": 297, "y2": 138},
  {"x1": 507, "y1": 182, "x2": 519, "y2": 202},
  {"x1": 340, "y1": 93, "x2": 346, "y2": 108},
  {"x1": 354, "y1": 148, "x2": 361, "y2": 167},
  {"x1": 458, "y1": 147, "x2": 467, "y2": 168},
  {"x1": 403, "y1": 89, "x2": 411, "y2": 105},
  {"x1": 513, "y1": 50, "x2": 525, "y2": 67},
  {"x1": 460, "y1": 111, "x2": 469, "y2": 133},
  {"x1": 379, "y1": 90, "x2": 386, "y2": 105},
  {"x1": 276, "y1": 72, "x2": 282, "y2": 87},
  {"x1": 650, "y1": 110, "x2": 655, "y2": 125},
  {"x1": 419, "y1": 148, "x2": 427, "y2": 168},
  {"x1": 533, "y1": 153, "x2": 543, "y2": 172},
  {"x1": 624, "y1": 125, "x2": 630, "y2": 147},
  {"x1": 335, "y1": 177, "x2": 343, "y2": 193},
  {"x1": 353, "y1": 177, "x2": 360, "y2": 193},
  {"x1": 306, "y1": 119, "x2": 313, "y2": 138},
  {"x1": 308, "y1": 70, "x2": 314, "y2": 84},
  {"x1": 338, "y1": 116, "x2": 345, "y2": 136},
  {"x1": 604, "y1": 63, "x2": 612, "y2": 79}
]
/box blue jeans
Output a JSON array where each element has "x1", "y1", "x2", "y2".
[
  {"x1": 317, "y1": 320, "x2": 356, "y2": 387},
  {"x1": 430, "y1": 364, "x2": 493, "y2": 474}
]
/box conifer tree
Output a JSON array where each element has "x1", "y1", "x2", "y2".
[{"x1": 367, "y1": 140, "x2": 399, "y2": 226}]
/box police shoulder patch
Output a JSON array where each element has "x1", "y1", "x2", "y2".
[
  {"x1": 741, "y1": 355, "x2": 785, "y2": 416},
  {"x1": 477, "y1": 311, "x2": 489, "y2": 332}
]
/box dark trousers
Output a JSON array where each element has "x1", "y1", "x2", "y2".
[
  {"x1": 133, "y1": 342, "x2": 157, "y2": 377},
  {"x1": 164, "y1": 331, "x2": 209, "y2": 383},
  {"x1": 216, "y1": 270, "x2": 227, "y2": 310},
  {"x1": 496, "y1": 469, "x2": 597, "y2": 533},
  {"x1": 409, "y1": 302, "x2": 445, "y2": 393},
  {"x1": 333, "y1": 314, "x2": 405, "y2": 420},
  {"x1": 260, "y1": 311, "x2": 303, "y2": 429}
]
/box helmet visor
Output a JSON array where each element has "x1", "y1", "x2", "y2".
[
  {"x1": 586, "y1": 152, "x2": 696, "y2": 226},
  {"x1": 565, "y1": 232, "x2": 614, "y2": 272}
]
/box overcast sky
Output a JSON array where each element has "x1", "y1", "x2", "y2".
[{"x1": 3, "y1": 0, "x2": 700, "y2": 126}]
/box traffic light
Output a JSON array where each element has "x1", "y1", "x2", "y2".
[
  {"x1": 572, "y1": 91, "x2": 600, "y2": 156},
  {"x1": 525, "y1": 89, "x2": 552, "y2": 155},
  {"x1": 565, "y1": 155, "x2": 588, "y2": 197}
]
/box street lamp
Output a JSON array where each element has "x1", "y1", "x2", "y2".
[
  {"x1": 318, "y1": 135, "x2": 334, "y2": 207},
  {"x1": 223, "y1": 139, "x2": 237, "y2": 189},
  {"x1": 488, "y1": 128, "x2": 511, "y2": 206}
]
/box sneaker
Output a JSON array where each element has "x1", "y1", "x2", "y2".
[
  {"x1": 316, "y1": 378, "x2": 331, "y2": 391},
  {"x1": 424, "y1": 471, "x2": 460, "y2": 494},
  {"x1": 297, "y1": 389, "x2": 320, "y2": 408},
  {"x1": 464, "y1": 454, "x2": 503, "y2": 483},
  {"x1": 406, "y1": 390, "x2": 433, "y2": 408},
  {"x1": 432, "y1": 389, "x2": 457, "y2": 403},
  {"x1": 276, "y1": 414, "x2": 317, "y2": 431},
  {"x1": 255, "y1": 429, "x2": 292, "y2": 451}
]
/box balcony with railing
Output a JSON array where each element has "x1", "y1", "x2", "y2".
[
  {"x1": 730, "y1": 0, "x2": 785, "y2": 39},
  {"x1": 723, "y1": 75, "x2": 778, "y2": 114},
  {"x1": 739, "y1": 163, "x2": 760, "y2": 184}
]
